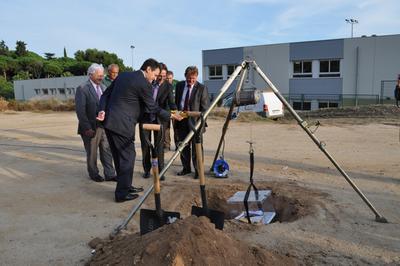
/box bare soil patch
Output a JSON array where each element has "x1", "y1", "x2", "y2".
[{"x1": 0, "y1": 111, "x2": 399, "y2": 265}]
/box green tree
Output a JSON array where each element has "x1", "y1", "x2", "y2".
[
  {"x1": 74, "y1": 50, "x2": 85, "y2": 61},
  {"x1": 15, "y1": 41, "x2": 28, "y2": 57},
  {"x1": 0, "y1": 56, "x2": 9, "y2": 79},
  {"x1": 74, "y1": 48, "x2": 126, "y2": 70},
  {"x1": 67, "y1": 61, "x2": 91, "y2": 75},
  {"x1": 63, "y1": 47, "x2": 67, "y2": 58},
  {"x1": 17, "y1": 57, "x2": 43, "y2": 78},
  {"x1": 12, "y1": 71, "x2": 30, "y2": 80},
  {"x1": 43, "y1": 61, "x2": 63, "y2": 77},
  {"x1": 44, "y1": 53, "x2": 55, "y2": 60},
  {"x1": 0, "y1": 40, "x2": 9, "y2": 56},
  {"x1": 61, "y1": 71, "x2": 73, "y2": 77},
  {"x1": 0, "y1": 76, "x2": 14, "y2": 99}
]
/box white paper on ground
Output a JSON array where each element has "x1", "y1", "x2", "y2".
[
  {"x1": 227, "y1": 190, "x2": 272, "y2": 203},
  {"x1": 234, "y1": 211, "x2": 276, "y2": 224}
]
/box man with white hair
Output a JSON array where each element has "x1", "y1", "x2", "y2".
[{"x1": 75, "y1": 63, "x2": 116, "y2": 182}]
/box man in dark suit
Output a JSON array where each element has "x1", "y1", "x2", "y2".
[
  {"x1": 140, "y1": 63, "x2": 176, "y2": 180},
  {"x1": 175, "y1": 66, "x2": 210, "y2": 178},
  {"x1": 75, "y1": 63, "x2": 116, "y2": 182},
  {"x1": 98, "y1": 59, "x2": 182, "y2": 202},
  {"x1": 165, "y1": 70, "x2": 178, "y2": 151}
]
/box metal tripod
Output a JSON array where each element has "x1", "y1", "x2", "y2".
[{"x1": 111, "y1": 60, "x2": 387, "y2": 237}]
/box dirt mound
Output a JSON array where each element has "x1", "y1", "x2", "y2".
[{"x1": 88, "y1": 216, "x2": 296, "y2": 266}]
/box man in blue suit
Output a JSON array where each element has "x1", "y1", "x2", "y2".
[{"x1": 99, "y1": 59, "x2": 182, "y2": 202}]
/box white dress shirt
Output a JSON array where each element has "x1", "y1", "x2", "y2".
[{"x1": 180, "y1": 82, "x2": 194, "y2": 110}]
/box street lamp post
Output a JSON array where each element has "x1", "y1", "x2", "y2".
[
  {"x1": 130, "y1": 45, "x2": 135, "y2": 70},
  {"x1": 345, "y1": 18, "x2": 358, "y2": 38}
]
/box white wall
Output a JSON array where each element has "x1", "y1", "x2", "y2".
[
  {"x1": 14, "y1": 76, "x2": 87, "y2": 100},
  {"x1": 343, "y1": 35, "x2": 400, "y2": 96},
  {"x1": 244, "y1": 44, "x2": 290, "y2": 94}
]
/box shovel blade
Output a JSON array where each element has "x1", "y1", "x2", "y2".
[
  {"x1": 140, "y1": 208, "x2": 180, "y2": 235},
  {"x1": 191, "y1": 206, "x2": 225, "y2": 230}
]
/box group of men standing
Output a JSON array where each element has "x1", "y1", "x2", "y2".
[{"x1": 75, "y1": 59, "x2": 209, "y2": 202}]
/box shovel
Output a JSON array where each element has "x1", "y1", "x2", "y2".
[
  {"x1": 189, "y1": 114, "x2": 225, "y2": 230},
  {"x1": 140, "y1": 123, "x2": 180, "y2": 235}
]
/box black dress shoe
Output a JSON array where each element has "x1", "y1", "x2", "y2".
[
  {"x1": 142, "y1": 172, "x2": 150, "y2": 179},
  {"x1": 105, "y1": 176, "x2": 117, "y2": 182},
  {"x1": 160, "y1": 175, "x2": 165, "y2": 181},
  {"x1": 177, "y1": 169, "x2": 191, "y2": 176},
  {"x1": 129, "y1": 186, "x2": 144, "y2": 193},
  {"x1": 91, "y1": 175, "x2": 105, "y2": 182},
  {"x1": 115, "y1": 193, "x2": 139, "y2": 203}
]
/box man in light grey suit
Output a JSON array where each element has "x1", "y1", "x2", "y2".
[{"x1": 75, "y1": 63, "x2": 116, "y2": 182}]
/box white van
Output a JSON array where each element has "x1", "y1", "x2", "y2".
[{"x1": 232, "y1": 90, "x2": 284, "y2": 119}]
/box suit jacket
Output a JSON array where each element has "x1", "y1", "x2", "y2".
[
  {"x1": 75, "y1": 80, "x2": 105, "y2": 135},
  {"x1": 100, "y1": 70, "x2": 170, "y2": 139},
  {"x1": 175, "y1": 80, "x2": 209, "y2": 132},
  {"x1": 142, "y1": 82, "x2": 177, "y2": 123},
  {"x1": 175, "y1": 81, "x2": 209, "y2": 112}
]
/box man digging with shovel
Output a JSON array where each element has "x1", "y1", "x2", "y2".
[{"x1": 97, "y1": 59, "x2": 182, "y2": 203}]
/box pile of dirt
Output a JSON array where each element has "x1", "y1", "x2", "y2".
[{"x1": 87, "y1": 216, "x2": 296, "y2": 266}]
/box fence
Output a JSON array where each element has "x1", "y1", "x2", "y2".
[
  {"x1": 281, "y1": 93, "x2": 381, "y2": 110},
  {"x1": 214, "y1": 91, "x2": 395, "y2": 111},
  {"x1": 380, "y1": 80, "x2": 397, "y2": 104}
]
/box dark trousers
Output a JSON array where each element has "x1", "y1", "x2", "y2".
[
  {"x1": 105, "y1": 129, "x2": 136, "y2": 200},
  {"x1": 80, "y1": 127, "x2": 115, "y2": 179},
  {"x1": 172, "y1": 120, "x2": 179, "y2": 150},
  {"x1": 176, "y1": 120, "x2": 203, "y2": 175},
  {"x1": 139, "y1": 124, "x2": 164, "y2": 173},
  {"x1": 164, "y1": 121, "x2": 171, "y2": 149}
]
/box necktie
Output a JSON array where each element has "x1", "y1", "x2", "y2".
[
  {"x1": 96, "y1": 85, "x2": 102, "y2": 100},
  {"x1": 183, "y1": 86, "x2": 191, "y2": 111},
  {"x1": 152, "y1": 84, "x2": 159, "y2": 101}
]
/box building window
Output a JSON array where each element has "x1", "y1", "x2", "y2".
[
  {"x1": 42, "y1": 89, "x2": 49, "y2": 95},
  {"x1": 58, "y1": 88, "x2": 66, "y2": 95},
  {"x1": 227, "y1": 65, "x2": 239, "y2": 78},
  {"x1": 67, "y1": 88, "x2": 75, "y2": 95},
  {"x1": 209, "y1": 65, "x2": 222, "y2": 80},
  {"x1": 50, "y1": 88, "x2": 56, "y2": 95},
  {"x1": 329, "y1": 102, "x2": 338, "y2": 108},
  {"x1": 34, "y1": 89, "x2": 40, "y2": 95},
  {"x1": 293, "y1": 61, "x2": 312, "y2": 78},
  {"x1": 319, "y1": 102, "x2": 328, "y2": 109},
  {"x1": 293, "y1": 101, "x2": 311, "y2": 110},
  {"x1": 303, "y1": 101, "x2": 311, "y2": 110},
  {"x1": 319, "y1": 101, "x2": 339, "y2": 109},
  {"x1": 319, "y1": 59, "x2": 340, "y2": 77},
  {"x1": 293, "y1": 102, "x2": 302, "y2": 110}
]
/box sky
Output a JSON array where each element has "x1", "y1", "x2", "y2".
[{"x1": 1, "y1": 0, "x2": 399, "y2": 81}]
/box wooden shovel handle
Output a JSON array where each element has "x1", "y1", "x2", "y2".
[
  {"x1": 195, "y1": 143, "x2": 206, "y2": 186},
  {"x1": 186, "y1": 111, "x2": 202, "y2": 118},
  {"x1": 152, "y1": 158, "x2": 161, "y2": 194},
  {"x1": 171, "y1": 110, "x2": 202, "y2": 118},
  {"x1": 142, "y1": 124, "x2": 161, "y2": 131}
]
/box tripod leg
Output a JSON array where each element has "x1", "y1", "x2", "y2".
[
  {"x1": 252, "y1": 61, "x2": 387, "y2": 223},
  {"x1": 211, "y1": 66, "x2": 248, "y2": 171}
]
